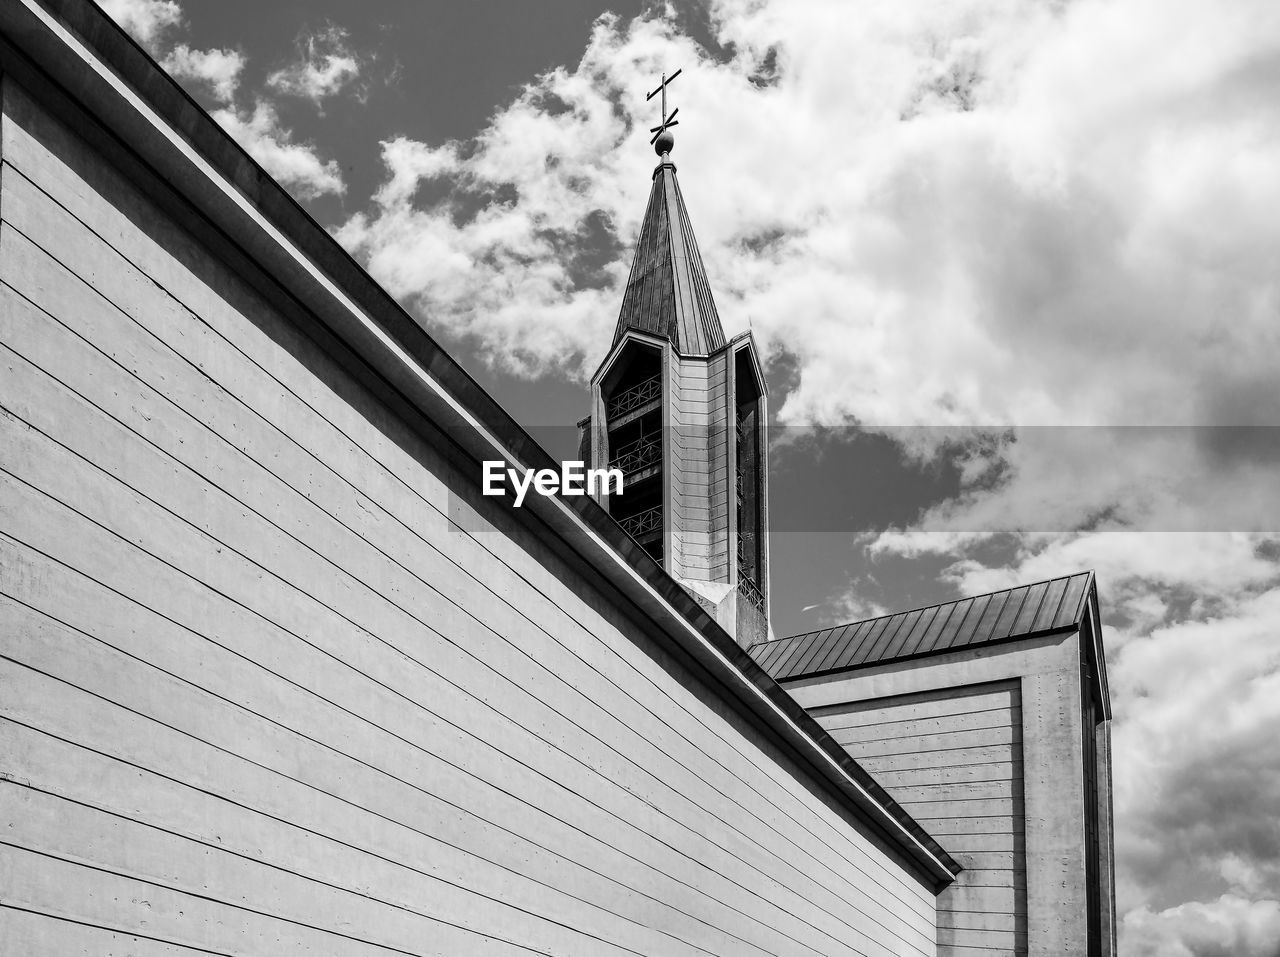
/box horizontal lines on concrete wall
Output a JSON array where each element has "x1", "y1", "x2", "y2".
[
  {"x1": 0, "y1": 82, "x2": 933, "y2": 957},
  {"x1": 815, "y1": 682, "x2": 1027, "y2": 956}
]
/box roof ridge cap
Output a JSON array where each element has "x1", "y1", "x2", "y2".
[{"x1": 781, "y1": 569, "x2": 1096, "y2": 643}]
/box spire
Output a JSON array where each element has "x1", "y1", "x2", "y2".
[{"x1": 612, "y1": 73, "x2": 727, "y2": 356}]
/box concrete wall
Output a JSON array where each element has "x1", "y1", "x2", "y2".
[
  {"x1": 0, "y1": 71, "x2": 937, "y2": 957},
  {"x1": 666, "y1": 351, "x2": 730, "y2": 585},
  {"x1": 808, "y1": 681, "x2": 1027, "y2": 954},
  {"x1": 784, "y1": 631, "x2": 1094, "y2": 957}
]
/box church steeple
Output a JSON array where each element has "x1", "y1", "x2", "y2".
[
  {"x1": 613, "y1": 155, "x2": 727, "y2": 355},
  {"x1": 581, "y1": 74, "x2": 771, "y2": 648}
]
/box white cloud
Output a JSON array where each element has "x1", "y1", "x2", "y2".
[
  {"x1": 267, "y1": 24, "x2": 363, "y2": 104},
  {"x1": 1123, "y1": 895, "x2": 1280, "y2": 957},
  {"x1": 1109, "y1": 579, "x2": 1280, "y2": 908},
  {"x1": 211, "y1": 103, "x2": 345, "y2": 199},
  {"x1": 337, "y1": 14, "x2": 703, "y2": 374},
  {"x1": 822, "y1": 587, "x2": 890, "y2": 630},
  {"x1": 99, "y1": 0, "x2": 347, "y2": 201},
  {"x1": 865, "y1": 528, "x2": 1280, "y2": 952},
  {"x1": 163, "y1": 43, "x2": 245, "y2": 101},
  {"x1": 99, "y1": 0, "x2": 182, "y2": 50},
  {"x1": 335, "y1": 0, "x2": 1280, "y2": 423},
  {"x1": 719, "y1": 0, "x2": 1280, "y2": 437}
]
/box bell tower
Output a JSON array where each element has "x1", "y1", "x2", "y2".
[{"x1": 578, "y1": 73, "x2": 770, "y2": 648}]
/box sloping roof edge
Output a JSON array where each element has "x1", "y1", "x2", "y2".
[
  {"x1": 753, "y1": 571, "x2": 1103, "y2": 693},
  {"x1": 1, "y1": 0, "x2": 959, "y2": 886}
]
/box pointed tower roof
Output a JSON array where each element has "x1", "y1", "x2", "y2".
[{"x1": 613, "y1": 145, "x2": 727, "y2": 356}]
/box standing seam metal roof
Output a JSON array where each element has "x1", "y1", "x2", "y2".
[
  {"x1": 752, "y1": 571, "x2": 1095, "y2": 682},
  {"x1": 613, "y1": 159, "x2": 727, "y2": 356}
]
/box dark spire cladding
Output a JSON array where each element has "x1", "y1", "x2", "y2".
[{"x1": 613, "y1": 74, "x2": 727, "y2": 356}]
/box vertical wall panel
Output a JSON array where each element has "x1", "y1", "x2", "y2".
[
  {"x1": 668, "y1": 352, "x2": 730, "y2": 583},
  {"x1": 815, "y1": 682, "x2": 1027, "y2": 956}
]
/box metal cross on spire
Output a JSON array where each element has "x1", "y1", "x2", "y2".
[{"x1": 647, "y1": 68, "x2": 682, "y2": 146}]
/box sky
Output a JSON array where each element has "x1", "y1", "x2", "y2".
[{"x1": 100, "y1": 0, "x2": 1280, "y2": 953}]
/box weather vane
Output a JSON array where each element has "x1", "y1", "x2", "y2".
[{"x1": 647, "y1": 68, "x2": 682, "y2": 151}]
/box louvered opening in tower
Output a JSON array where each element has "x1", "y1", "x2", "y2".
[{"x1": 603, "y1": 342, "x2": 665, "y2": 563}]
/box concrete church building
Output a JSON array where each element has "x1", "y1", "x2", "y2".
[{"x1": 0, "y1": 2, "x2": 1114, "y2": 955}]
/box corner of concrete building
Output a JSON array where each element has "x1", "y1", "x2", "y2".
[{"x1": 782, "y1": 627, "x2": 1109, "y2": 955}]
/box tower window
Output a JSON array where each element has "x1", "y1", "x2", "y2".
[
  {"x1": 735, "y1": 349, "x2": 764, "y2": 614},
  {"x1": 602, "y1": 343, "x2": 664, "y2": 563}
]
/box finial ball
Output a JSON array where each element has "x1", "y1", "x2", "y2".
[{"x1": 653, "y1": 128, "x2": 675, "y2": 156}]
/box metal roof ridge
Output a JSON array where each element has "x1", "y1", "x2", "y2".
[{"x1": 779, "y1": 569, "x2": 1097, "y2": 644}]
